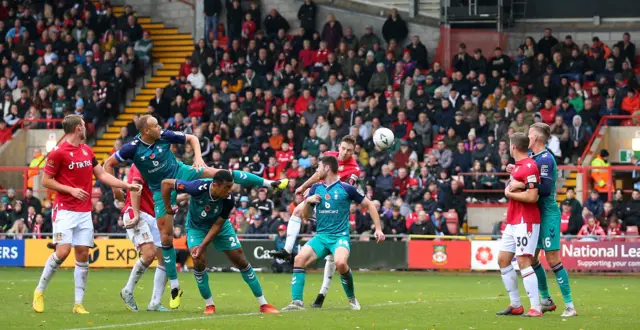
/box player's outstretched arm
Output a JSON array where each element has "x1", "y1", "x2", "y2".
[
  {"x1": 104, "y1": 152, "x2": 126, "y2": 201},
  {"x1": 185, "y1": 134, "x2": 206, "y2": 170},
  {"x1": 295, "y1": 171, "x2": 322, "y2": 195},
  {"x1": 161, "y1": 179, "x2": 177, "y2": 215},
  {"x1": 361, "y1": 197, "x2": 386, "y2": 242},
  {"x1": 94, "y1": 164, "x2": 141, "y2": 191},
  {"x1": 42, "y1": 172, "x2": 89, "y2": 200},
  {"x1": 124, "y1": 180, "x2": 143, "y2": 229}
]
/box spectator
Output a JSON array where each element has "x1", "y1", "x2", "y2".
[
  {"x1": 384, "y1": 205, "x2": 406, "y2": 239},
  {"x1": 0, "y1": 119, "x2": 11, "y2": 144},
  {"x1": 577, "y1": 215, "x2": 606, "y2": 241},
  {"x1": 408, "y1": 210, "x2": 430, "y2": 235},
  {"x1": 6, "y1": 218, "x2": 28, "y2": 239},
  {"x1": 568, "y1": 115, "x2": 587, "y2": 162},
  {"x1": 272, "y1": 224, "x2": 295, "y2": 273},
  {"x1": 585, "y1": 190, "x2": 604, "y2": 218},
  {"x1": 538, "y1": 28, "x2": 559, "y2": 60},
  {"x1": 226, "y1": 0, "x2": 243, "y2": 45},
  {"x1": 406, "y1": 35, "x2": 428, "y2": 70},
  {"x1": 590, "y1": 149, "x2": 610, "y2": 193},
  {"x1": 203, "y1": 0, "x2": 222, "y2": 46},
  {"x1": 431, "y1": 140, "x2": 452, "y2": 169},
  {"x1": 298, "y1": 0, "x2": 317, "y2": 39},
  {"x1": 173, "y1": 226, "x2": 190, "y2": 272},
  {"x1": 619, "y1": 189, "x2": 640, "y2": 229},
  {"x1": 560, "y1": 200, "x2": 582, "y2": 235},
  {"x1": 381, "y1": 9, "x2": 408, "y2": 45},
  {"x1": 263, "y1": 9, "x2": 290, "y2": 39},
  {"x1": 133, "y1": 30, "x2": 153, "y2": 69},
  {"x1": 428, "y1": 208, "x2": 451, "y2": 236},
  {"x1": 246, "y1": 214, "x2": 269, "y2": 239},
  {"x1": 320, "y1": 14, "x2": 343, "y2": 51}
]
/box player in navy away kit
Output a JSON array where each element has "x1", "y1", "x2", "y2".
[
  {"x1": 104, "y1": 115, "x2": 287, "y2": 308},
  {"x1": 161, "y1": 170, "x2": 280, "y2": 314}
]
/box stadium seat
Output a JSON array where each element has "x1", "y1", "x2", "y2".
[
  {"x1": 583, "y1": 81, "x2": 596, "y2": 90},
  {"x1": 434, "y1": 134, "x2": 445, "y2": 143},
  {"x1": 444, "y1": 211, "x2": 458, "y2": 234}
]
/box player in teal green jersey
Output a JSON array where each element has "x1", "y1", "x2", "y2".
[
  {"x1": 282, "y1": 156, "x2": 385, "y2": 312},
  {"x1": 160, "y1": 170, "x2": 281, "y2": 315},
  {"x1": 507, "y1": 123, "x2": 577, "y2": 317},
  {"x1": 104, "y1": 115, "x2": 288, "y2": 309}
]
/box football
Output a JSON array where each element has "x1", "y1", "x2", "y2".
[{"x1": 373, "y1": 127, "x2": 395, "y2": 150}]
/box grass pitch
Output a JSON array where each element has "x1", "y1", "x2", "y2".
[{"x1": 1, "y1": 268, "x2": 637, "y2": 329}]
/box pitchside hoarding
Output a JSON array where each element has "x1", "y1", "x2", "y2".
[{"x1": 471, "y1": 240, "x2": 640, "y2": 271}]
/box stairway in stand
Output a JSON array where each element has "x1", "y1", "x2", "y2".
[{"x1": 92, "y1": 4, "x2": 193, "y2": 164}]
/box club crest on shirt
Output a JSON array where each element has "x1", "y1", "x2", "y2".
[
  {"x1": 338, "y1": 165, "x2": 344, "y2": 171},
  {"x1": 69, "y1": 152, "x2": 74, "y2": 157},
  {"x1": 82, "y1": 149, "x2": 88, "y2": 156}
]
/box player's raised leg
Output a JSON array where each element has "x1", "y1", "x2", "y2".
[
  {"x1": 312, "y1": 254, "x2": 337, "y2": 308},
  {"x1": 282, "y1": 243, "x2": 321, "y2": 311},
  {"x1": 333, "y1": 244, "x2": 360, "y2": 310}
]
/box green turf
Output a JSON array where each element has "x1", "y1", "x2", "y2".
[{"x1": 1, "y1": 268, "x2": 638, "y2": 329}]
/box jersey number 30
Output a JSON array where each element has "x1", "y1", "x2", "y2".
[{"x1": 516, "y1": 237, "x2": 528, "y2": 247}]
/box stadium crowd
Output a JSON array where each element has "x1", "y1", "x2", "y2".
[{"x1": 1, "y1": 0, "x2": 640, "y2": 242}]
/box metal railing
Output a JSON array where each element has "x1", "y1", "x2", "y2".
[{"x1": 578, "y1": 115, "x2": 640, "y2": 165}]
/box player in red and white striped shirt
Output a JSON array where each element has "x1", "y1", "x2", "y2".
[
  {"x1": 33, "y1": 115, "x2": 141, "y2": 315},
  {"x1": 496, "y1": 133, "x2": 542, "y2": 318}
]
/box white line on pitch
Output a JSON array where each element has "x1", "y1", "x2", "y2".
[{"x1": 65, "y1": 296, "x2": 506, "y2": 330}]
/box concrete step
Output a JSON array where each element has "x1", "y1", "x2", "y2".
[
  {"x1": 141, "y1": 23, "x2": 165, "y2": 29},
  {"x1": 153, "y1": 46, "x2": 194, "y2": 52},
  {"x1": 140, "y1": 89, "x2": 156, "y2": 95},
  {"x1": 565, "y1": 179, "x2": 577, "y2": 187},
  {"x1": 151, "y1": 34, "x2": 193, "y2": 40},
  {"x1": 135, "y1": 94, "x2": 155, "y2": 101},
  {"x1": 146, "y1": 28, "x2": 180, "y2": 35},
  {"x1": 156, "y1": 58, "x2": 186, "y2": 64},
  {"x1": 103, "y1": 133, "x2": 120, "y2": 140},
  {"x1": 120, "y1": 114, "x2": 136, "y2": 120},
  {"x1": 113, "y1": 120, "x2": 129, "y2": 126},
  {"x1": 154, "y1": 40, "x2": 194, "y2": 46},
  {"x1": 131, "y1": 101, "x2": 149, "y2": 107},
  {"x1": 137, "y1": 17, "x2": 152, "y2": 24},
  {"x1": 97, "y1": 140, "x2": 116, "y2": 146},
  {"x1": 125, "y1": 107, "x2": 149, "y2": 114},
  {"x1": 106, "y1": 126, "x2": 122, "y2": 133},
  {"x1": 160, "y1": 64, "x2": 182, "y2": 70},
  {"x1": 153, "y1": 51, "x2": 193, "y2": 58},
  {"x1": 149, "y1": 76, "x2": 170, "y2": 83},
  {"x1": 145, "y1": 82, "x2": 168, "y2": 89},
  {"x1": 156, "y1": 70, "x2": 180, "y2": 77},
  {"x1": 94, "y1": 146, "x2": 114, "y2": 153}
]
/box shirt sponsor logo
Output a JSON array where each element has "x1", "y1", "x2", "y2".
[
  {"x1": 68, "y1": 160, "x2": 92, "y2": 170},
  {"x1": 540, "y1": 165, "x2": 549, "y2": 177}
]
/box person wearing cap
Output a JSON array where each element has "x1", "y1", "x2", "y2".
[{"x1": 246, "y1": 214, "x2": 270, "y2": 238}]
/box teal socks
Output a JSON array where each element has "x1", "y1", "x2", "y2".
[
  {"x1": 552, "y1": 263, "x2": 573, "y2": 303},
  {"x1": 233, "y1": 170, "x2": 266, "y2": 187},
  {"x1": 193, "y1": 269, "x2": 212, "y2": 300},
  {"x1": 161, "y1": 245, "x2": 178, "y2": 281},
  {"x1": 240, "y1": 264, "x2": 264, "y2": 298},
  {"x1": 292, "y1": 267, "x2": 306, "y2": 301},
  {"x1": 340, "y1": 269, "x2": 355, "y2": 298}
]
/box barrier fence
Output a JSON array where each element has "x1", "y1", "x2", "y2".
[{"x1": 2, "y1": 235, "x2": 639, "y2": 272}]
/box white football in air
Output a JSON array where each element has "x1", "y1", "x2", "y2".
[{"x1": 373, "y1": 127, "x2": 395, "y2": 150}]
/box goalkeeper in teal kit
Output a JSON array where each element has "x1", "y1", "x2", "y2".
[
  {"x1": 161, "y1": 170, "x2": 281, "y2": 315},
  {"x1": 104, "y1": 114, "x2": 287, "y2": 309},
  {"x1": 507, "y1": 123, "x2": 577, "y2": 318},
  {"x1": 282, "y1": 156, "x2": 385, "y2": 311}
]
